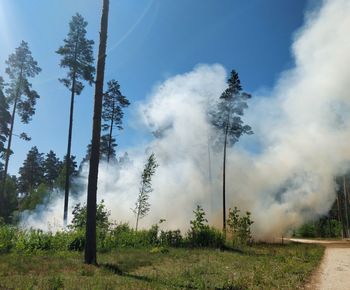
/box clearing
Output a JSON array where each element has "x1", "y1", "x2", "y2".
[{"x1": 0, "y1": 244, "x2": 323, "y2": 289}]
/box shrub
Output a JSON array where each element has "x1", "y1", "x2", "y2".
[
  {"x1": 186, "y1": 205, "x2": 225, "y2": 248},
  {"x1": 227, "y1": 207, "x2": 254, "y2": 247},
  {"x1": 159, "y1": 230, "x2": 183, "y2": 247}
]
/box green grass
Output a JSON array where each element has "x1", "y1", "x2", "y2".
[{"x1": 0, "y1": 243, "x2": 324, "y2": 290}]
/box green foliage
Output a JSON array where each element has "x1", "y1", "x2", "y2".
[
  {"x1": 210, "y1": 70, "x2": 253, "y2": 147},
  {"x1": 0, "y1": 243, "x2": 324, "y2": 290},
  {"x1": 56, "y1": 13, "x2": 95, "y2": 94},
  {"x1": 133, "y1": 153, "x2": 158, "y2": 230},
  {"x1": 55, "y1": 155, "x2": 78, "y2": 190},
  {"x1": 0, "y1": 176, "x2": 18, "y2": 223},
  {"x1": 159, "y1": 230, "x2": 183, "y2": 247},
  {"x1": 187, "y1": 205, "x2": 225, "y2": 248},
  {"x1": 43, "y1": 150, "x2": 62, "y2": 188},
  {"x1": 70, "y1": 200, "x2": 111, "y2": 232},
  {"x1": 18, "y1": 146, "x2": 44, "y2": 194},
  {"x1": 20, "y1": 183, "x2": 49, "y2": 211},
  {"x1": 294, "y1": 218, "x2": 342, "y2": 238},
  {"x1": 227, "y1": 207, "x2": 254, "y2": 247},
  {"x1": 5, "y1": 40, "x2": 41, "y2": 124}
]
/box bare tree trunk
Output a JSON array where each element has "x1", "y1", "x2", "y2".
[
  {"x1": 84, "y1": 0, "x2": 109, "y2": 265},
  {"x1": 63, "y1": 70, "x2": 76, "y2": 226},
  {"x1": 2, "y1": 68, "x2": 22, "y2": 200},
  {"x1": 336, "y1": 189, "x2": 344, "y2": 238},
  {"x1": 343, "y1": 176, "x2": 350, "y2": 238},
  {"x1": 222, "y1": 124, "x2": 228, "y2": 233},
  {"x1": 106, "y1": 101, "x2": 114, "y2": 163}
]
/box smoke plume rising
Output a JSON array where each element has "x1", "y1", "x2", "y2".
[{"x1": 21, "y1": 0, "x2": 350, "y2": 239}]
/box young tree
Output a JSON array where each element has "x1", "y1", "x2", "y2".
[
  {"x1": 102, "y1": 79, "x2": 130, "y2": 162},
  {"x1": 57, "y1": 13, "x2": 95, "y2": 225},
  {"x1": 210, "y1": 70, "x2": 253, "y2": 232},
  {"x1": 133, "y1": 153, "x2": 158, "y2": 231},
  {"x1": 85, "y1": 0, "x2": 109, "y2": 265},
  {"x1": 18, "y1": 146, "x2": 44, "y2": 195},
  {"x1": 2, "y1": 41, "x2": 41, "y2": 194},
  {"x1": 43, "y1": 150, "x2": 62, "y2": 188}
]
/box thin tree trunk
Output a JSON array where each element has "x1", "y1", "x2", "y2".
[
  {"x1": 343, "y1": 176, "x2": 350, "y2": 238},
  {"x1": 106, "y1": 101, "x2": 114, "y2": 163},
  {"x1": 2, "y1": 68, "x2": 22, "y2": 197},
  {"x1": 336, "y1": 189, "x2": 344, "y2": 238},
  {"x1": 85, "y1": 0, "x2": 109, "y2": 265},
  {"x1": 135, "y1": 211, "x2": 140, "y2": 231},
  {"x1": 63, "y1": 70, "x2": 76, "y2": 226},
  {"x1": 222, "y1": 124, "x2": 228, "y2": 233}
]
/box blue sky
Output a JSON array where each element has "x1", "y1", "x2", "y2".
[{"x1": 0, "y1": 0, "x2": 309, "y2": 175}]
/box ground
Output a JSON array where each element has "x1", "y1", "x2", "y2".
[
  {"x1": 0, "y1": 244, "x2": 323, "y2": 289},
  {"x1": 291, "y1": 239, "x2": 350, "y2": 290}
]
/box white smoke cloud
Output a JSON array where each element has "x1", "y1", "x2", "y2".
[{"x1": 21, "y1": 0, "x2": 350, "y2": 239}]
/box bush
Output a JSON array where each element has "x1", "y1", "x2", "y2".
[
  {"x1": 159, "y1": 230, "x2": 183, "y2": 247},
  {"x1": 186, "y1": 205, "x2": 225, "y2": 248},
  {"x1": 227, "y1": 207, "x2": 254, "y2": 248}
]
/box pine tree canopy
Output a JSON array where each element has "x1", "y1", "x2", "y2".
[
  {"x1": 56, "y1": 13, "x2": 95, "y2": 95},
  {"x1": 210, "y1": 70, "x2": 253, "y2": 146},
  {"x1": 5, "y1": 41, "x2": 41, "y2": 124}
]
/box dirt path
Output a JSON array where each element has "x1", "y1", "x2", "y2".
[{"x1": 288, "y1": 239, "x2": 350, "y2": 290}]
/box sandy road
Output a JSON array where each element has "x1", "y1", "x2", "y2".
[{"x1": 288, "y1": 239, "x2": 350, "y2": 290}]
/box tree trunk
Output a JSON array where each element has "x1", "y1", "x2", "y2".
[
  {"x1": 106, "y1": 101, "x2": 114, "y2": 163},
  {"x1": 85, "y1": 0, "x2": 109, "y2": 265},
  {"x1": 343, "y1": 176, "x2": 350, "y2": 238},
  {"x1": 1, "y1": 68, "x2": 22, "y2": 199},
  {"x1": 222, "y1": 124, "x2": 228, "y2": 233},
  {"x1": 63, "y1": 70, "x2": 76, "y2": 226},
  {"x1": 336, "y1": 189, "x2": 344, "y2": 238}
]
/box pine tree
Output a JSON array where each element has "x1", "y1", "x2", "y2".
[
  {"x1": 102, "y1": 79, "x2": 130, "y2": 162},
  {"x1": 18, "y1": 146, "x2": 44, "y2": 195},
  {"x1": 0, "y1": 77, "x2": 11, "y2": 172},
  {"x1": 82, "y1": 134, "x2": 117, "y2": 164},
  {"x1": 85, "y1": 0, "x2": 109, "y2": 265},
  {"x1": 2, "y1": 41, "x2": 41, "y2": 195},
  {"x1": 43, "y1": 150, "x2": 62, "y2": 188},
  {"x1": 210, "y1": 70, "x2": 253, "y2": 232},
  {"x1": 56, "y1": 155, "x2": 78, "y2": 190},
  {"x1": 57, "y1": 13, "x2": 95, "y2": 225},
  {"x1": 133, "y1": 153, "x2": 158, "y2": 231}
]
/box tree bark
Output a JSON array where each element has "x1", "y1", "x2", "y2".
[
  {"x1": 63, "y1": 70, "x2": 76, "y2": 226},
  {"x1": 222, "y1": 123, "x2": 228, "y2": 233},
  {"x1": 85, "y1": 0, "x2": 109, "y2": 265},
  {"x1": 343, "y1": 176, "x2": 350, "y2": 238},
  {"x1": 106, "y1": 100, "x2": 114, "y2": 163},
  {"x1": 1, "y1": 67, "x2": 23, "y2": 199}
]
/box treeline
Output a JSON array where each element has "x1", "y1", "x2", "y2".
[
  {"x1": 0, "y1": 11, "x2": 130, "y2": 226},
  {"x1": 295, "y1": 175, "x2": 350, "y2": 238}
]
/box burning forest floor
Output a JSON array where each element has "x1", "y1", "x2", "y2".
[{"x1": 0, "y1": 243, "x2": 323, "y2": 290}]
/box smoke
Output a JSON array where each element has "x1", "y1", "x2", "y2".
[{"x1": 20, "y1": 0, "x2": 350, "y2": 238}]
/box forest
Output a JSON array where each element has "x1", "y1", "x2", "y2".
[{"x1": 1, "y1": 0, "x2": 350, "y2": 289}]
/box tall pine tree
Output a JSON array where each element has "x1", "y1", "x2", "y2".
[
  {"x1": 210, "y1": 70, "x2": 253, "y2": 232},
  {"x1": 0, "y1": 77, "x2": 11, "y2": 170},
  {"x1": 85, "y1": 0, "x2": 109, "y2": 265},
  {"x1": 2, "y1": 41, "x2": 41, "y2": 198},
  {"x1": 102, "y1": 80, "x2": 130, "y2": 162},
  {"x1": 57, "y1": 13, "x2": 95, "y2": 225}
]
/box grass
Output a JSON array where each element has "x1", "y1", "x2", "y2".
[{"x1": 0, "y1": 242, "x2": 324, "y2": 290}]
